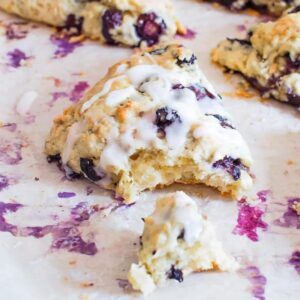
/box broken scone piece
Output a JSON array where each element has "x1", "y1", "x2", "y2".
[
  {"x1": 207, "y1": 0, "x2": 300, "y2": 16},
  {"x1": 45, "y1": 44, "x2": 253, "y2": 203},
  {"x1": 212, "y1": 10, "x2": 300, "y2": 107},
  {"x1": 128, "y1": 192, "x2": 238, "y2": 295},
  {"x1": 0, "y1": 0, "x2": 184, "y2": 47}
]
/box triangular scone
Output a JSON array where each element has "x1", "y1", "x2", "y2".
[
  {"x1": 207, "y1": 0, "x2": 300, "y2": 16},
  {"x1": 45, "y1": 44, "x2": 253, "y2": 203},
  {"x1": 128, "y1": 192, "x2": 238, "y2": 295},
  {"x1": 0, "y1": 0, "x2": 184, "y2": 47},
  {"x1": 212, "y1": 9, "x2": 300, "y2": 107}
]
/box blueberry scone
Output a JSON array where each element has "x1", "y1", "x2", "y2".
[
  {"x1": 128, "y1": 192, "x2": 238, "y2": 295},
  {"x1": 211, "y1": 10, "x2": 300, "y2": 107},
  {"x1": 45, "y1": 44, "x2": 253, "y2": 203},
  {"x1": 0, "y1": 0, "x2": 184, "y2": 47},
  {"x1": 208, "y1": 0, "x2": 300, "y2": 16}
]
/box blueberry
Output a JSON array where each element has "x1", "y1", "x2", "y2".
[
  {"x1": 102, "y1": 9, "x2": 123, "y2": 45},
  {"x1": 154, "y1": 107, "x2": 181, "y2": 137},
  {"x1": 148, "y1": 47, "x2": 168, "y2": 55},
  {"x1": 176, "y1": 53, "x2": 197, "y2": 67},
  {"x1": 63, "y1": 14, "x2": 84, "y2": 36},
  {"x1": 213, "y1": 156, "x2": 248, "y2": 180},
  {"x1": 177, "y1": 229, "x2": 185, "y2": 240},
  {"x1": 47, "y1": 154, "x2": 61, "y2": 164},
  {"x1": 80, "y1": 158, "x2": 103, "y2": 181},
  {"x1": 205, "y1": 114, "x2": 235, "y2": 129},
  {"x1": 136, "y1": 13, "x2": 166, "y2": 46},
  {"x1": 188, "y1": 85, "x2": 216, "y2": 100},
  {"x1": 167, "y1": 265, "x2": 184, "y2": 282},
  {"x1": 227, "y1": 38, "x2": 251, "y2": 46},
  {"x1": 289, "y1": 5, "x2": 300, "y2": 14}
]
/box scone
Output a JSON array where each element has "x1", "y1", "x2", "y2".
[
  {"x1": 211, "y1": 10, "x2": 300, "y2": 107},
  {"x1": 0, "y1": 0, "x2": 184, "y2": 47},
  {"x1": 45, "y1": 44, "x2": 253, "y2": 203},
  {"x1": 207, "y1": 0, "x2": 300, "y2": 16},
  {"x1": 128, "y1": 192, "x2": 238, "y2": 295}
]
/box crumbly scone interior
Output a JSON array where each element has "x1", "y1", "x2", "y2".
[{"x1": 128, "y1": 191, "x2": 238, "y2": 295}]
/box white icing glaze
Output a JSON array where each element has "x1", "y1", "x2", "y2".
[
  {"x1": 100, "y1": 141, "x2": 129, "y2": 171},
  {"x1": 106, "y1": 86, "x2": 135, "y2": 107},
  {"x1": 16, "y1": 90, "x2": 38, "y2": 116},
  {"x1": 81, "y1": 75, "x2": 125, "y2": 112},
  {"x1": 62, "y1": 121, "x2": 85, "y2": 165}
]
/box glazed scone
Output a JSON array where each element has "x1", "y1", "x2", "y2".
[
  {"x1": 128, "y1": 192, "x2": 238, "y2": 295},
  {"x1": 208, "y1": 0, "x2": 300, "y2": 16},
  {"x1": 211, "y1": 10, "x2": 300, "y2": 107},
  {"x1": 0, "y1": 0, "x2": 185, "y2": 47},
  {"x1": 45, "y1": 44, "x2": 253, "y2": 203}
]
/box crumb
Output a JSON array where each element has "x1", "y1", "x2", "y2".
[
  {"x1": 69, "y1": 260, "x2": 76, "y2": 265},
  {"x1": 292, "y1": 202, "x2": 300, "y2": 215},
  {"x1": 245, "y1": 8, "x2": 261, "y2": 17},
  {"x1": 34, "y1": 177, "x2": 39, "y2": 181},
  {"x1": 287, "y1": 160, "x2": 294, "y2": 165},
  {"x1": 80, "y1": 282, "x2": 94, "y2": 288}
]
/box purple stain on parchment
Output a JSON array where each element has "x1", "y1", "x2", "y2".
[
  {"x1": 0, "y1": 201, "x2": 97, "y2": 255},
  {"x1": 0, "y1": 202, "x2": 23, "y2": 235},
  {"x1": 233, "y1": 191, "x2": 269, "y2": 241},
  {"x1": 274, "y1": 198, "x2": 300, "y2": 229},
  {"x1": 289, "y1": 251, "x2": 300, "y2": 276},
  {"x1": 116, "y1": 278, "x2": 131, "y2": 291},
  {"x1": 6, "y1": 22, "x2": 29, "y2": 40},
  {"x1": 0, "y1": 175, "x2": 9, "y2": 192},
  {"x1": 50, "y1": 34, "x2": 82, "y2": 58},
  {"x1": 70, "y1": 81, "x2": 90, "y2": 103},
  {"x1": 2, "y1": 123, "x2": 17, "y2": 132},
  {"x1": 177, "y1": 28, "x2": 196, "y2": 39},
  {"x1": 86, "y1": 186, "x2": 94, "y2": 196},
  {"x1": 7, "y1": 49, "x2": 30, "y2": 68},
  {"x1": 237, "y1": 24, "x2": 247, "y2": 32},
  {"x1": 0, "y1": 198, "x2": 134, "y2": 255},
  {"x1": 240, "y1": 266, "x2": 267, "y2": 300},
  {"x1": 48, "y1": 91, "x2": 68, "y2": 107},
  {"x1": 0, "y1": 140, "x2": 23, "y2": 165},
  {"x1": 58, "y1": 192, "x2": 76, "y2": 198}
]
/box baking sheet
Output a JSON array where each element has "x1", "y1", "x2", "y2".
[{"x1": 0, "y1": 1, "x2": 299, "y2": 299}]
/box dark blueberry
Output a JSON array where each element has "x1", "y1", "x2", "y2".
[
  {"x1": 148, "y1": 47, "x2": 168, "y2": 55},
  {"x1": 286, "y1": 90, "x2": 300, "y2": 106},
  {"x1": 205, "y1": 114, "x2": 235, "y2": 129},
  {"x1": 102, "y1": 9, "x2": 123, "y2": 45},
  {"x1": 167, "y1": 265, "x2": 184, "y2": 282},
  {"x1": 152, "y1": 250, "x2": 157, "y2": 255},
  {"x1": 188, "y1": 85, "x2": 216, "y2": 100},
  {"x1": 47, "y1": 154, "x2": 61, "y2": 163},
  {"x1": 80, "y1": 158, "x2": 103, "y2": 181},
  {"x1": 135, "y1": 13, "x2": 166, "y2": 46},
  {"x1": 62, "y1": 14, "x2": 84, "y2": 36},
  {"x1": 176, "y1": 53, "x2": 197, "y2": 67},
  {"x1": 177, "y1": 229, "x2": 185, "y2": 240},
  {"x1": 227, "y1": 38, "x2": 251, "y2": 46},
  {"x1": 288, "y1": 5, "x2": 300, "y2": 14},
  {"x1": 139, "y1": 235, "x2": 143, "y2": 247},
  {"x1": 173, "y1": 84, "x2": 216, "y2": 101},
  {"x1": 213, "y1": 156, "x2": 248, "y2": 181},
  {"x1": 154, "y1": 107, "x2": 181, "y2": 137}
]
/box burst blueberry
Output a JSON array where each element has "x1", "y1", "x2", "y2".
[
  {"x1": 176, "y1": 53, "x2": 197, "y2": 67},
  {"x1": 80, "y1": 158, "x2": 103, "y2": 181},
  {"x1": 63, "y1": 14, "x2": 84, "y2": 36},
  {"x1": 102, "y1": 9, "x2": 123, "y2": 44},
  {"x1": 213, "y1": 156, "x2": 248, "y2": 180},
  {"x1": 154, "y1": 107, "x2": 181, "y2": 137},
  {"x1": 167, "y1": 265, "x2": 183, "y2": 282},
  {"x1": 206, "y1": 114, "x2": 235, "y2": 129},
  {"x1": 136, "y1": 13, "x2": 166, "y2": 46}
]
